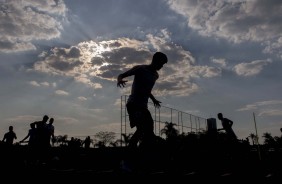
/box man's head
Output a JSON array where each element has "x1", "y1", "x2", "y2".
[
  {"x1": 30, "y1": 123, "x2": 35, "y2": 129},
  {"x1": 49, "y1": 118, "x2": 54, "y2": 124},
  {"x1": 217, "y1": 113, "x2": 223, "y2": 120},
  {"x1": 151, "y1": 52, "x2": 167, "y2": 70},
  {"x1": 43, "y1": 115, "x2": 49, "y2": 122},
  {"x1": 9, "y1": 126, "x2": 13, "y2": 131}
]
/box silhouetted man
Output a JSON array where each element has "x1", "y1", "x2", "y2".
[
  {"x1": 217, "y1": 113, "x2": 237, "y2": 141},
  {"x1": 2, "y1": 125, "x2": 17, "y2": 145},
  {"x1": 117, "y1": 52, "x2": 167, "y2": 148},
  {"x1": 20, "y1": 122, "x2": 37, "y2": 147},
  {"x1": 82, "y1": 136, "x2": 91, "y2": 149},
  {"x1": 35, "y1": 115, "x2": 49, "y2": 148},
  {"x1": 47, "y1": 118, "x2": 55, "y2": 146}
]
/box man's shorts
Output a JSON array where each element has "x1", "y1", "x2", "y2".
[{"x1": 126, "y1": 102, "x2": 154, "y2": 130}]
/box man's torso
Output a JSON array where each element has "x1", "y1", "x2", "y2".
[{"x1": 129, "y1": 65, "x2": 159, "y2": 107}]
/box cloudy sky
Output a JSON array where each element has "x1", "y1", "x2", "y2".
[{"x1": 1, "y1": 0, "x2": 282, "y2": 142}]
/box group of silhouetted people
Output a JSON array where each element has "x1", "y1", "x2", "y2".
[
  {"x1": 0, "y1": 51, "x2": 281, "y2": 177},
  {"x1": 1, "y1": 115, "x2": 55, "y2": 149},
  {"x1": 1, "y1": 52, "x2": 239, "y2": 151}
]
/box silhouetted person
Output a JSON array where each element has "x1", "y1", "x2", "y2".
[
  {"x1": 217, "y1": 113, "x2": 237, "y2": 141},
  {"x1": 245, "y1": 137, "x2": 250, "y2": 145},
  {"x1": 35, "y1": 115, "x2": 50, "y2": 148},
  {"x1": 47, "y1": 118, "x2": 55, "y2": 146},
  {"x1": 117, "y1": 52, "x2": 167, "y2": 148},
  {"x1": 2, "y1": 125, "x2": 17, "y2": 145},
  {"x1": 32, "y1": 115, "x2": 52, "y2": 164},
  {"x1": 19, "y1": 122, "x2": 39, "y2": 165},
  {"x1": 68, "y1": 137, "x2": 76, "y2": 148},
  {"x1": 82, "y1": 136, "x2": 91, "y2": 149},
  {"x1": 20, "y1": 122, "x2": 37, "y2": 147}
]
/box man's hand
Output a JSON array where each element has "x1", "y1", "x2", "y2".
[
  {"x1": 117, "y1": 75, "x2": 128, "y2": 88},
  {"x1": 152, "y1": 99, "x2": 161, "y2": 108},
  {"x1": 117, "y1": 79, "x2": 128, "y2": 88},
  {"x1": 150, "y1": 94, "x2": 161, "y2": 108}
]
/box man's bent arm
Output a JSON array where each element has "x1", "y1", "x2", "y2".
[{"x1": 229, "y1": 119, "x2": 233, "y2": 126}]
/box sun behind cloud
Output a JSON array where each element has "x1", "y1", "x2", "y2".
[{"x1": 33, "y1": 30, "x2": 221, "y2": 97}]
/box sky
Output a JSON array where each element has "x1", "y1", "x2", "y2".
[{"x1": 1, "y1": 0, "x2": 282, "y2": 143}]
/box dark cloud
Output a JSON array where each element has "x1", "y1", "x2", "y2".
[
  {"x1": 49, "y1": 60, "x2": 82, "y2": 72},
  {"x1": 67, "y1": 47, "x2": 81, "y2": 58},
  {"x1": 97, "y1": 69, "x2": 121, "y2": 80},
  {"x1": 91, "y1": 57, "x2": 105, "y2": 66},
  {"x1": 108, "y1": 41, "x2": 122, "y2": 48}
]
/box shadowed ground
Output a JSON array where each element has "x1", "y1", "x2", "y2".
[{"x1": 0, "y1": 143, "x2": 281, "y2": 182}]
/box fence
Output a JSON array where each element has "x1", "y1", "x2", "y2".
[{"x1": 120, "y1": 95, "x2": 208, "y2": 145}]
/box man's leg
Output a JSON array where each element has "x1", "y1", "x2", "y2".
[
  {"x1": 129, "y1": 128, "x2": 141, "y2": 148},
  {"x1": 140, "y1": 109, "x2": 155, "y2": 147},
  {"x1": 126, "y1": 102, "x2": 143, "y2": 148}
]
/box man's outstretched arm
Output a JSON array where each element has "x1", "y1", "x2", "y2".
[
  {"x1": 20, "y1": 133, "x2": 29, "y2": 142},
  {"x1": 117, "y1": 65, "x2": 139, "y2": 88}
]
